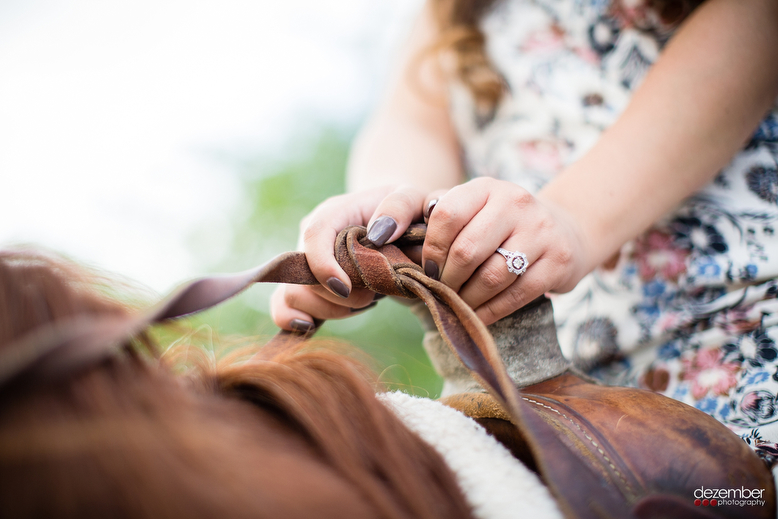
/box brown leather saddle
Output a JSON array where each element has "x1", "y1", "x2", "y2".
[{"x1": 2, "y1": 225, "x2": 774, "y2": 519}]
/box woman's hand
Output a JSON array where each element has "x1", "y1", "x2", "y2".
[
  {"x1": 422, "y1": 177, "x2": 591, "y2": 325},
  {"x1": 270, "y1": 185, "x2": 431, "y2": 332}
]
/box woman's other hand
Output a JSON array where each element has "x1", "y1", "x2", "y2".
[
  {"x1": 271, "y1": 185, "x2": 431, "y2": 332},
  {"x1": 422, "y1": 177, "x2": 590, "y2": 326}
]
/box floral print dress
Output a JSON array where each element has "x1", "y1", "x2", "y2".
[{"x1": 448, "y1": 0, "x2": 778, "y2": 469}]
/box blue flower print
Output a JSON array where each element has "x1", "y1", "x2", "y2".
[
  {"x1": 719, "y1": 401, "x2": 732, "y2": 420},
  {"x1": 723, "y1": 330, "x2": 778, "y2": 368},
  {"x1": 696, "y1": 396, "x2": 719, "y2": 414},
  {"x1": 588, "y1": 16, "x2": 620, "y2": 55},
  {"x1": 743, "y1": 370, "x2": 771, "y2": 386},
  {"x1": 642, "y1": 279, "x2": 666, "y2": 298},
  {"x1": 746, "y1": 165, "x2": 778, "y2": 205},
  {"x1": 658, "y1": 340, "x2": 682, "y2": 361},
  {"x1": 672, "y1": 384, "x2": 689, "y2": 401},
  {"x1": 672, "y1": 216, "x2": 728, "y2": 255},
  {"x1": 746, "y1": 113, "x2": 778, "y2": 149},
  {"x1": 633, "y1": 302, "x2": 661, "y2": 337},
  {"x1": 740, "y1": 264, "x2": 759, "y2": 282},
  {"x1": 695, "y1": 256, "x2": 721, "y2": 279}
]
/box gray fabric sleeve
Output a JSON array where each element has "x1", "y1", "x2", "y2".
[{"x1": 412, "y1": 297, "x2": 574, "y2": 396}]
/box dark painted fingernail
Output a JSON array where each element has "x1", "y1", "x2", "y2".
[
  {"x1": 424, "y1": 199, "x2": 438, "y2": 222},
  {"x1": 289, "y1": 319, "x2": 315, "y2": 333},
  {"x1": 366, "y1": 216, "x2": 397, "y2": 247},
  {"x1": 327, "y1": 277, "x2": 350, "y2": 298},
  {"x1": 373, "y1": 293, "x2": 387, "y2": 301},
  {"x1": 350, "y1": 301, "x2": 378, "y2": 313},
  {"x1": 424, "y1": 260, "x2": 439, "y2": 281}
]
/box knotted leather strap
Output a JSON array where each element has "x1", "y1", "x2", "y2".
[
  {"x1": 1, "y1": 225, "x2": 516, "y2": 409},
  {"x1": 0, "y1": 226, "x2": 499, "y2": 396},
  {"x1": 2, "y1": 225, "x2": 774, "y2": 519}
]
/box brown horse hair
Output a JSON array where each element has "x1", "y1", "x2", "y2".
[
  {"x1": 0, "y1": 248, "x2": 474, "y2": 519},
  {"x1": 427, "y1": 0, "x2": 706, "y2": 112}
]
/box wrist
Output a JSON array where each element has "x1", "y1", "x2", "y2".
[{"x1": 535, "y1": 191, "x2": 603, "y2": 288}]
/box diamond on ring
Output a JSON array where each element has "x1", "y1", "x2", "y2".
[{"x1": 496, "y1": 248, "x2": 528, "y2": 276}]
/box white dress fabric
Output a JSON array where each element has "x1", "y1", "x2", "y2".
[{"x1": 448, "y1": 0, "x2": 778, "y2": 467}]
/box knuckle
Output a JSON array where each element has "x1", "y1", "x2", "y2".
[
  {"x1": 430, "y1": 202, "x2": 456, "y2": 223},
  {"x1": 479, "y1": 298, "x2": 502, "y2": 323},
  {"x1": 449, "y1": 236, "x2": 479, "y2": 268},
  {"x1": 502, "y1": 288, "x2": 527, "y2": 311},
  {"x1": 390, "y1": 187, "x2": 417, "y2": 210},
  {"x1": 555, "y1": 242, "x2": 575, "y2": 267},
  {"x1": 302, "y1": 219, "x2": 327, "y2": 242},
  {"x1": 283, "y1": 286, "x2": 306, "y2": 310},
  {"x1": 423, "y1": 235, "x2": 449, "y2": 258},
  {"x1": 304, "y1": 193, "x2": 349, "y2": 226},
  {"x1": 538, "y1": 212, "x2": 555, "y2": 232},
  {"x1": 479, "y1": 264, "x2": 506, "y2": 292},
  {"x1": 350, "y1": 289, "x2": 376, "y2": 308},
  {"x1": 511, "y1": 188, "x2": 534, "y2": 208}
]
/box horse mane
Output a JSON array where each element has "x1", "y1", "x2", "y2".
[{"x1": 0, "y1": 248, "x2": 473, "y2": 519}]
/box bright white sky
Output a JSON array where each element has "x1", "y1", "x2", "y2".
[{"x1": 0, "y1": 0, "x2": 422, "y2": 292}]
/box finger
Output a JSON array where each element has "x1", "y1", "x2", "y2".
[
  {"x1": 271, "y1": 285, "x2": 377, "y2": 331},
  {"x1": 437, "y1": 201, "x2": 521, "y2": 292},
  {"x1": 365, "y1": 185, "x2": 427, "y2": 247},
  {"x1": 458, "y1": 234, "x2": 537, "y2": 310},
  {"x1": 421, "y1": 183, "x2": 489, "y2": 282},
  {"x1": 271, "y1": 285, "x2": 320, "y2": 332},
  {"x1": 307, "y1": 284, "x2": 376, "y2": 308},
  {"x1": 422, "y1": 189, "x2": 449, "y2": 224},
  {"x1": 473, "y1": 257, "x2": 553, "y2": 325},
  {"x1": 302, "y1": 188, "x2": 392, "y2": 298}
]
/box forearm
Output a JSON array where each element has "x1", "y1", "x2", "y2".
[
  {"x1": 539, "y1": 0, "x2": 778, "y2": 273},
  {"x1": 347, "y1": 109, "x2": 464, "y2": 193}
]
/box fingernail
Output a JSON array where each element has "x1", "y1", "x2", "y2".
[
  {"x1": 424, "y1": 260, "x2": 439, "y2": 281},
  {"x1": 289, "y1": 319, "x2": 315, "y2": 333},
  {"x1": 350, "y1": 301, "x2": 378, "y2": 313},
  {"x1": 366, "y1": 216, "x2": 397, "y2": 247},
  {"x1": 424, "y1": 199, "x2": 438, "y2": 222},
  {"x1": 327, "y1": 277, "x2": 350, "y2": 298},
  {"x1": 373, "y1": 293, "x2": 387, "y2": 301}
]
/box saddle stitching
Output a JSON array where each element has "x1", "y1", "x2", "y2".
[{"x1": 521, "y1": 396, "x2": 635, "y2": 498}]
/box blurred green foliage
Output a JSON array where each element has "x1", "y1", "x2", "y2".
[{"x1": 180, "y1": 127, "x2": 442, "y2": 398}]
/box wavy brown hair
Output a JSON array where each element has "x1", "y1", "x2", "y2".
[
  {"x1": 429, "y1": 0, "x2": 706, "y2": 110},
  {"x1": 0, "y1": 249, "x2": 473, "y2": 519}
]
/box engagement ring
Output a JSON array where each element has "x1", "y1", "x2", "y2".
[{"x1": 496, "y1": 248, "x2": 528, "y2": 276}]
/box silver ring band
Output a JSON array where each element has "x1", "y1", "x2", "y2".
[{"x1": 496, "y1": 248, "x2": 529, "y2": 276}]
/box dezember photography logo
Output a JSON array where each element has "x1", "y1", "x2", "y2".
[{"x1": 694, "y1": 486, "x2": 767, "y2": 508}]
